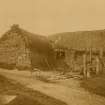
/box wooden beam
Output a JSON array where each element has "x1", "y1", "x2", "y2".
[
  {"x1": 96, "y1": 56, "x2": 100, "y2": 75},
  {"x1": 87, "y1": 69, "x2": 91, "y2": 78},
  {"x1": 83, "y1": 53, "x2": 87, "y2": 77},
  {"x1": 89, "y1": 48, "x2": 92, "y2": 64},
  {"x1": 100, "y1": 48, "x2": 103, "y2": 59},
  {"x1": 99, "y1": 48, "x2": 104, "y2": 73}
]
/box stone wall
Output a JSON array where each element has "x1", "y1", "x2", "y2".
[{"x1": 0, "y1": 33, "x2": 31, "y2": 69}]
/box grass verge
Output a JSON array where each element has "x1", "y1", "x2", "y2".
[{"x1": 81, "y1": 75, "x2": 105, "y2": 97}]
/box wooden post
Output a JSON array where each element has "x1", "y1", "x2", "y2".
[
  {"x1": 89, "y1": 48, "x2": 92, "y2": 64},
  {"x1": 83, "y1": 53, "x2": 87, "y2": 77},
  {"x1": 100, "y1": 48, "x2": 103, "y2": 59},
  {"x1": 86, "y1": 48, "x2": 92, "y2": 78},
  {"x1": 99, "y1": 48, "x2": 104, "y2": 73},
  {"x1": 87, "y1": 69, "x2": 91, "y2": 78},
  {"x1": 96, "y1": 56, "x2": 100, "y2": 75},
  {"x1": 44, "y1": 57, "x2": 51, "y2": 70},
  {"x1": 70, "y1": 50, "x2": 75, "y2": 72},
  {"x1": 29, "y1": 51, "x2": 34, "y2": 77}
]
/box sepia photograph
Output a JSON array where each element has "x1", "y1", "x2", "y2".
[{"x1": 0, "y1": 0, "x2": 105, "y2": 105}]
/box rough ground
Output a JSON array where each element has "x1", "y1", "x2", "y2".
[
  {"x1": 0, "y1": 74, "x2": 67, "y2": 105},
  {"x1": 0, "y1": 69, "x2": 105, "y2": 105}
]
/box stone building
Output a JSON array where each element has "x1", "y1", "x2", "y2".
[{"x1": 0, "y1": 24, "x2": 56, "y2": 70}]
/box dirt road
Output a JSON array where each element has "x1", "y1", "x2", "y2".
[{"x1": 0, "y1": 69, "x2": 105, "y2": 105}]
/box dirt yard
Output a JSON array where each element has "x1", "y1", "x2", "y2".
[{"x1": 0, "y1": 69, "x2": 105, "y2": 105}]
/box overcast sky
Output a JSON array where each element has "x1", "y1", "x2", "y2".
[{"x1": 0, "y1": 0, "x2": 105, "y2": 35}]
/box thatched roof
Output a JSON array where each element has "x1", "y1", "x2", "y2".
[
  {"x1": 0, "y1": 24, "x2": 53, "y2": 55},
  {"x1": 49, "y1": 29, "x2": 105, "y2": 51}
]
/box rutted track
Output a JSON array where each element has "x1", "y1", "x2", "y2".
[{"x1": 0, "y1": 69, "x2": 105, "y2": 105}]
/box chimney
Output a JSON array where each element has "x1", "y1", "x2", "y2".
[{"x1": 10, "y1": 24, "x2": 20, "y2": 33}]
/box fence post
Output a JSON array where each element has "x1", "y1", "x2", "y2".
[
  {"x1": 96, "y1": 56, "x2": 100, "y2": 75},
  {"x1": 83, "y1": 53, "x2": 87, "y2": 77}
]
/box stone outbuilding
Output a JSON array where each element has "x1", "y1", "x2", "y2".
[{"x1": 0, "y1": 24, "x2": 56, "y2": 70}]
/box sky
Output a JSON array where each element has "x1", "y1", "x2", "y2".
[{"x1": 0, "y1": 0, "x2": 105, "y2": 36}]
